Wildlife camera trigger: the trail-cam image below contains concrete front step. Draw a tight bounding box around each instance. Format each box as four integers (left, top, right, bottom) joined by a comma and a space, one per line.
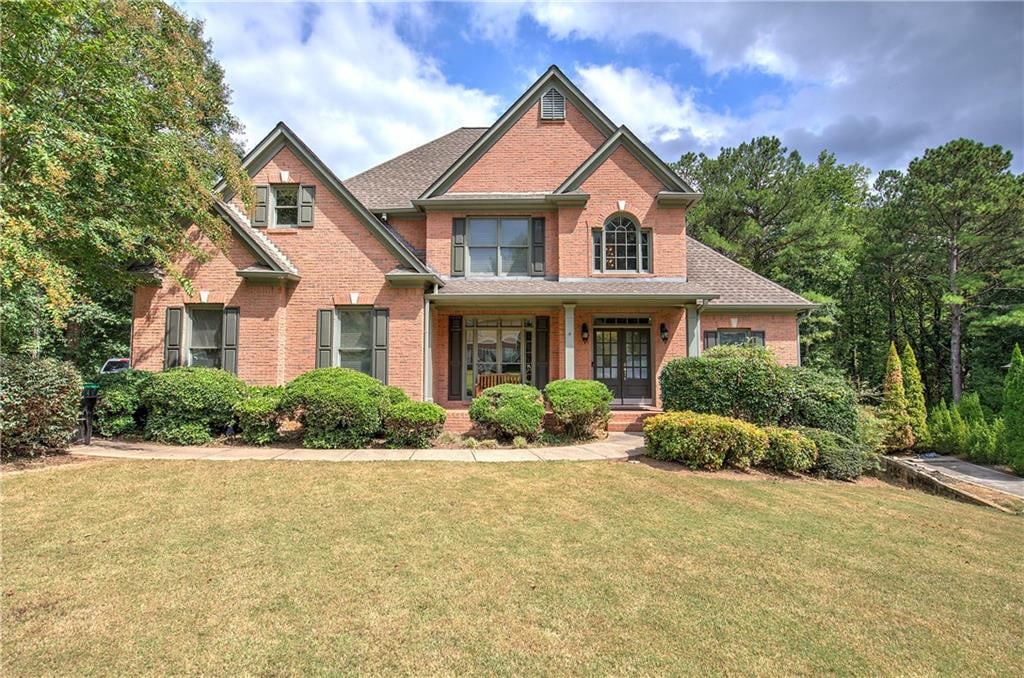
443, 408, 659, 434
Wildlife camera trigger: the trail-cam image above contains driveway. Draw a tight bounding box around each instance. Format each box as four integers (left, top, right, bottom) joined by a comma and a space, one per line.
906, 455, 1024, 499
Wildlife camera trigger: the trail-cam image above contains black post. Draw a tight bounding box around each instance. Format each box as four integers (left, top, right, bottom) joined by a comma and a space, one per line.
80, 383, 99, 445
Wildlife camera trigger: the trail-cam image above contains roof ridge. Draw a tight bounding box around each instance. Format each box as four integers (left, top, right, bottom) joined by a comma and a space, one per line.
686, 236, 812, 304
222, 201, 298, 274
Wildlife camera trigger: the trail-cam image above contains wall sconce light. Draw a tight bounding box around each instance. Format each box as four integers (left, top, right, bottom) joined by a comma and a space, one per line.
581, 322, 590, 343
659, 323, 669, 343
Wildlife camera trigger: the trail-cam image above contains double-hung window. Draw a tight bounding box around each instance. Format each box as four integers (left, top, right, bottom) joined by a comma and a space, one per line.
703, 329, 766, 349
271, 185, 299, 227
592, 215, 652, 273
468, 217, 530, 276
169, 305, 239, 374
314, 307, 389, 381
336, 308, 373, 374
188, 307, 223, 367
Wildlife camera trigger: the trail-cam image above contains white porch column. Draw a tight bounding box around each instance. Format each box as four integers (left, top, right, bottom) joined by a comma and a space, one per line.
563, 303, 576, 379
685, 304, 701, 357
423, 298, 433, 401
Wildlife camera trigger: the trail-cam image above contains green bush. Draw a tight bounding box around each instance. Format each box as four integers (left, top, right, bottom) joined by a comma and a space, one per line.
856, 406, 886, 455
786, 367, 858, 438
643, 411, 769, 470
383, 401, 446, 448
1002, 345, 1024, 474
660, 349, 792, 425
879, 343, 915, 453
469, 383, 545, 440
0, 355, 83, 457
140, 367, 246, 445
94, 369, 152, 436
761, 426, 817, 473
282, 368, 387, 448
544, 379, 613, 439
233, 386, 285, 445
800, 427, 867, 481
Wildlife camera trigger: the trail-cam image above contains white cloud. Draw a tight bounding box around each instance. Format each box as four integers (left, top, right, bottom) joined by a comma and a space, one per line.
185, 2, 502, 177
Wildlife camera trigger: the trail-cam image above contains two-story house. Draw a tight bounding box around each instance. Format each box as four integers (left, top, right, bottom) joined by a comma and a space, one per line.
131, 66, 812, 428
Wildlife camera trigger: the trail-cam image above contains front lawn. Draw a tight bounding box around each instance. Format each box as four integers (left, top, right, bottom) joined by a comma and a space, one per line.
2, 461, 1021, 675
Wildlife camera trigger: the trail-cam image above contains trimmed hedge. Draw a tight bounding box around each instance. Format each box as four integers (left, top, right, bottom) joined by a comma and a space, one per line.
95, 369, 152, 436
141, 367, 246, 445
469, 383, 545, 440
282, 368, 389, 448
0, 356, 83, 457
800, 427, 867, 481
544, 379, 613, 439
383, 401, 446, 448
659, 348, 793, 425
762, 426, 818, 473
234, 386, 285, 445
643, 411, 769, 470
786, 368, 858, 438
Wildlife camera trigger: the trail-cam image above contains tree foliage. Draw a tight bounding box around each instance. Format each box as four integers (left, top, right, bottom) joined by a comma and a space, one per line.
880, 342, 915, 452
1003, 344, 1024, 471
901, 342, 929, 446
1, 0, 251, 331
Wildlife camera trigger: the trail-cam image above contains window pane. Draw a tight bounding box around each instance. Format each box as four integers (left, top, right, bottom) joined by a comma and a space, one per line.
470, 247, 498, 274
274, 186, 298, 206
476, 330, 498, 375
276, 207, 298, 226
592, 230, 602, 271
191, 309, 222, 349
190, 348, 221, 368
501, 330, 521, 365
468, 218, 498, 246
338, 309, 373, 375
718, 329, 751, 345
500, 218, 529, 246
641, 231, 650, 272
500, 247, 529, 275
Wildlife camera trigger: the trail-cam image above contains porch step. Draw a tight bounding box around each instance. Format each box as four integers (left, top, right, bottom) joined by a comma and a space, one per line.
607, 410, 660, 433
443, 409, 473, 433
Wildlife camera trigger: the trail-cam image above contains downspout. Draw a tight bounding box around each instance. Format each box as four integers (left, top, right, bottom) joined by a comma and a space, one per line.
423, 283, 437, 402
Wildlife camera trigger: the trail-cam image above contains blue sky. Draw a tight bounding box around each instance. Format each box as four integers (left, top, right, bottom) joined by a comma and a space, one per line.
182, 1, 1023, 178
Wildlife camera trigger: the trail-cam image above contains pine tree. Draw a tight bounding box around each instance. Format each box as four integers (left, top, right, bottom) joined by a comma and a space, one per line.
928, 400, 952, 453
948, 405, 968, 454
901, 342, 929, 447
1002, 344, 1024, 473
957, 392, 984, 424
880, 342, 915, 452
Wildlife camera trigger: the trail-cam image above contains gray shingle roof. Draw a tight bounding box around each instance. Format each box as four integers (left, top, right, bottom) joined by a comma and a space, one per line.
686, 237, 814, 307
433, 276, 715, 300
344, 128, 486, 211
217, 201, 299, 275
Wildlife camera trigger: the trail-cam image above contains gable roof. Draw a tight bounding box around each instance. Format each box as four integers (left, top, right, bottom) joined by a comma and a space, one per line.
555, 126, 701, 201
345, 128, 486, 211
419, 65, 618, 200
216, 122, 435, 276
213, 201, 299, 280
685, 237, 814, 308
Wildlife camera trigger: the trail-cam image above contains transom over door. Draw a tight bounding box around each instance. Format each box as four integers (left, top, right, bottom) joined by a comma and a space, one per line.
593, 328, 652, 405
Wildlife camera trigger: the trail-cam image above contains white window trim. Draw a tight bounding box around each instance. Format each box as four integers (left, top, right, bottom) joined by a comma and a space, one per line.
332, 306, 374, 373
592, 217, 652, 273
269, 184, 299, 229
184, 304, 224, 368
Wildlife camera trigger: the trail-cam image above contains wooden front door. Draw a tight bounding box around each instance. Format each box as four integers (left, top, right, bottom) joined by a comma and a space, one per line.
593, 328, 652, 405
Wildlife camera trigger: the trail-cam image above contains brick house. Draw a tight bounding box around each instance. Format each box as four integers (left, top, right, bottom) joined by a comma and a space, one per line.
132, 66, 813, 423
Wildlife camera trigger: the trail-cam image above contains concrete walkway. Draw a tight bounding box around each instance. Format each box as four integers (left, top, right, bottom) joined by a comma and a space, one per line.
905, 455, 1024, 499
71, 432, 646, 463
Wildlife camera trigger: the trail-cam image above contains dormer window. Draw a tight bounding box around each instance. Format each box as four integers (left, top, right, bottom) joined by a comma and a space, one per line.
540, 87, 565, 120
272, 185, 299, 227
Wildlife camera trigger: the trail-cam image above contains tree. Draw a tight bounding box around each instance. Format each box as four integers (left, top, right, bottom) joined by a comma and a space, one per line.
1, 0, 251, 331
1003, 344, 1024, 471
880, 342, 915, 452
901, 342, 929, 446
928, 400, 953, 453
903, 140, 1024, 401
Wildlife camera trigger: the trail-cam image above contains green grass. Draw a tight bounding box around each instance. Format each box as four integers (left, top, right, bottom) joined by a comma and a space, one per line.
3, 460, 1022, 676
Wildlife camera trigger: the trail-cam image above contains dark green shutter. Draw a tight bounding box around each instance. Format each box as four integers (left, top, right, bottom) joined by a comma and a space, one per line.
222, 307, 239, 375
316, 309, 333, 368
451, 218, 466, 277
299, 185, 315, 227
703, 330, 718, 350
371, 308, 389, 383
535, 316, 550, 388
644, 229, 653, 273
752, 331, 766, 347
164, 307, 183, 369
531, 217, 545, 276
448, 316, 463, 399
253, 185, 269, 227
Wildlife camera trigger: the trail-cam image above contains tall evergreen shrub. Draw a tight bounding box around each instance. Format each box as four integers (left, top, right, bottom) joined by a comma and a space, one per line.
901, 342, 929, 447
1002, 344, 1024, 474
880, 342, 915, 452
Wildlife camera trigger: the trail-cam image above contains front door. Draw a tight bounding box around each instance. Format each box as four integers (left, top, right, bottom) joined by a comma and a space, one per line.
593, 328, 652, 405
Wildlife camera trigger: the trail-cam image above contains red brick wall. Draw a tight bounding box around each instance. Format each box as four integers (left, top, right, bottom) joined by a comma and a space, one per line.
425, 209, 559, 277
700, 312, 800, 366
385, 214, 426, 254
132, 145, 427, 397
451, 99, 605, 193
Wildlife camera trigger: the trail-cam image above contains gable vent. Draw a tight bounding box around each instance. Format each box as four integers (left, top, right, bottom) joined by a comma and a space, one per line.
540, 87, 565, 120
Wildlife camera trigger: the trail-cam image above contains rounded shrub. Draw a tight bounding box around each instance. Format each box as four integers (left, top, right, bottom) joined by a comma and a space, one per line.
140, 367, 246, 445
786, 367, 858, 438
469, 383, 545, 440
233, 386, 285, 446
799, 427, 867, 481
643, 411, 769, 470
659, 348, 793, 425
282, 368, 387, 448
0, 355, 83, 457
543, 379, 613, 439
761, 426, 818, 473
383, 401, 446, 448
95, 369, 153, 436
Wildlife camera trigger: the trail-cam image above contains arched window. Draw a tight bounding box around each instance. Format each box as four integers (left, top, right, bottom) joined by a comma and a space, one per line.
592, 215, 652, 273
